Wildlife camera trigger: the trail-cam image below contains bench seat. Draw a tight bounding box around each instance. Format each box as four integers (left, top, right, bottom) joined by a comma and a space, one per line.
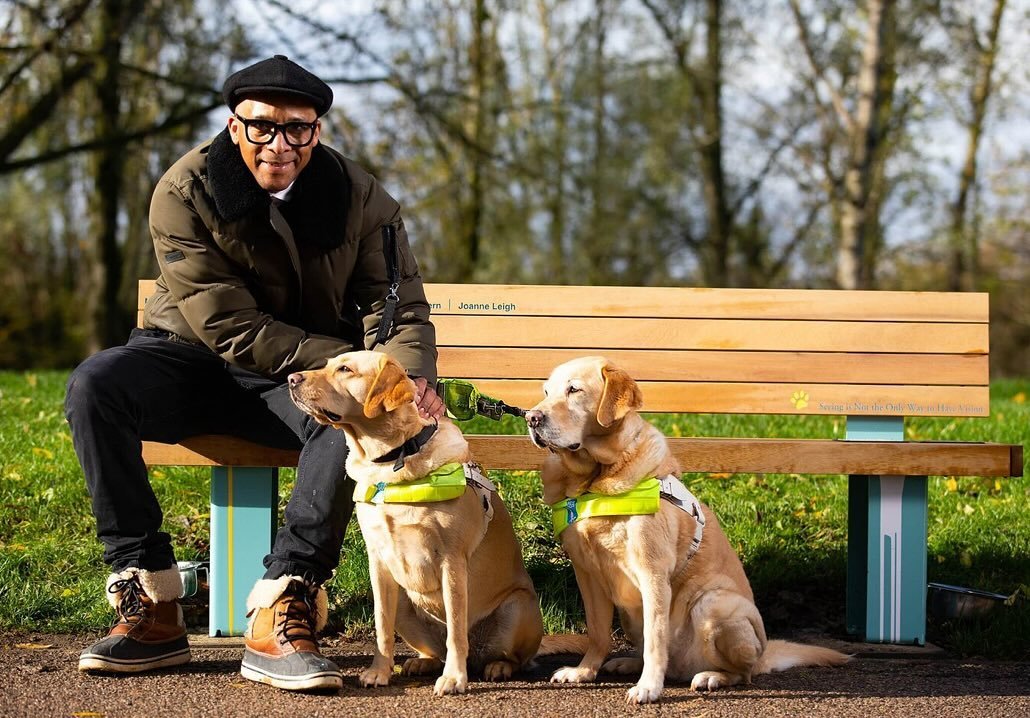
138, 280, 1022, 641
144, 434, 1020, 478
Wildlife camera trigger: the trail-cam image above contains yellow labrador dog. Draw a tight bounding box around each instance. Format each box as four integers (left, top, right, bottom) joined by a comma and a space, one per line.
526, 356, 849, 703
288, 350, 543, 696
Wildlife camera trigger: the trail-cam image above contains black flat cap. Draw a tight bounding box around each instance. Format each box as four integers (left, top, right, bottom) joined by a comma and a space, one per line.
222, 55, 333, 116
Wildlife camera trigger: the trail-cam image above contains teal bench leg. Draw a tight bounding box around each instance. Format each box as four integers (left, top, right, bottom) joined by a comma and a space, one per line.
845, 417, 927, 644
209, 467, 278, 637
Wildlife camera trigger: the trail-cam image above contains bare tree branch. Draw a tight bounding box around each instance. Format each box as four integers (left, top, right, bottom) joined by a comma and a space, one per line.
788, 0, 854, 133
0, 99, 221, 174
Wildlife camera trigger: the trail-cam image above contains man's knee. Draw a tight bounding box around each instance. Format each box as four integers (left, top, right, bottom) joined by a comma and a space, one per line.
65, 349, 130, 422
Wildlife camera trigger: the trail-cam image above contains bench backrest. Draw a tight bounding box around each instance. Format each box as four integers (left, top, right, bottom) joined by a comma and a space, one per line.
138, 280, 990, 419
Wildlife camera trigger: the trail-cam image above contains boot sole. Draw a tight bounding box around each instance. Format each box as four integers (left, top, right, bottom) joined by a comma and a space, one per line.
78, 647, 192, 673
240, 662, 342, 691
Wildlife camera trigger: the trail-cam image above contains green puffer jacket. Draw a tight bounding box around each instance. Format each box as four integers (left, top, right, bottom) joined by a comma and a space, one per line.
143, 129, 437, 383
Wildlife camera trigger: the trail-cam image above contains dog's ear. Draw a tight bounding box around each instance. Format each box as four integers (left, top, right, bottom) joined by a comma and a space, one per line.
596, 363, 643, 427
363, 356, 415, 418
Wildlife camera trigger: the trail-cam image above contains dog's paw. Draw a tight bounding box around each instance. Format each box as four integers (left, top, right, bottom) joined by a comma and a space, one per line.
402, 656, 443, 676
626, 681, 663, 704
601, 657, 643, 675
690, 670, 740, 691
358, 665, 392, 688
433, 671, 468, 696
483, 659, 515, 682
550, 666, 597, 684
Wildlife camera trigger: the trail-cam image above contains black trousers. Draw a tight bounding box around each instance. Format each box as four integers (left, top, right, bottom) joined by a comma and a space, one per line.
64, 329, 352, 585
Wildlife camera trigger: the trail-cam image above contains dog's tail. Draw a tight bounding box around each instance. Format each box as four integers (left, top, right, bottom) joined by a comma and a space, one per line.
754, 639, 851, 675
535, 633, 590, 657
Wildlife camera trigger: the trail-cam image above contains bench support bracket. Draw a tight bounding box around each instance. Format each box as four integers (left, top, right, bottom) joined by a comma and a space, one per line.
846, 417, 927, 645
209, 467, 279, 637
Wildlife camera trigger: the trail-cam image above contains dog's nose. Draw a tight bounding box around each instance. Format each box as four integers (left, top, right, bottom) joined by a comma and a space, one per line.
287, 373, 305, 387
526, 410, 544, 428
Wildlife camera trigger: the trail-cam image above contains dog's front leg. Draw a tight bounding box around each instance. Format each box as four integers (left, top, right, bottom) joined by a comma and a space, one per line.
435, 556, 470, 696
626, 574, 672, 703
551, 565, 613, 684
359, 556, 400, 688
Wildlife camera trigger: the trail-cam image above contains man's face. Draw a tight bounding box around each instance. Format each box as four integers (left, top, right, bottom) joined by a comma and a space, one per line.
228, 97, 320, 192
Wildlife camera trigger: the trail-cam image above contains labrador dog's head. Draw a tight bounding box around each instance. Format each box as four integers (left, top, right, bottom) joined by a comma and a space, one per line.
288, 350, 415, 426
526, 356, 643, 452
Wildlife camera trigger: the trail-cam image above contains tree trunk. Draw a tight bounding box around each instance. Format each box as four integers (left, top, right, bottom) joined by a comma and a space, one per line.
949, 0, 1006, 291
838, 0, 892, 290
697, 0, 730, 286
88, 0, 143, 352
537, 0, 567, 282
586, 0, 609, 284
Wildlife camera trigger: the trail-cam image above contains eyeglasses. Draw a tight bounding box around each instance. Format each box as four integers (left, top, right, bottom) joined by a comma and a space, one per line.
234, 114, 318, 147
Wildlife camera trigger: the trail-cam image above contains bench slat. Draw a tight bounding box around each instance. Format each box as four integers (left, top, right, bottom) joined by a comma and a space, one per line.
424, 284, 989, 322
138, 280, 990, 322
438, 348, 988, 386
433, 316, 988, 354
141, 437, 1021, 477
453, 380, 989, 417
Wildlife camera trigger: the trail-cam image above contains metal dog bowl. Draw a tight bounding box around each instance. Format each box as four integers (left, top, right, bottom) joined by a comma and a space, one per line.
927, 582, 1010, 619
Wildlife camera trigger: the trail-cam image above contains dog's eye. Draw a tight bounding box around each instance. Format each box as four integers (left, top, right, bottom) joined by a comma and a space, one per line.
567, 386, 581, 395
336, 365, 352, 374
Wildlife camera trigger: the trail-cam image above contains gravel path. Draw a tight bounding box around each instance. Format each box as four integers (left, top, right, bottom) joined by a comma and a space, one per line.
3, 632, 1028, 718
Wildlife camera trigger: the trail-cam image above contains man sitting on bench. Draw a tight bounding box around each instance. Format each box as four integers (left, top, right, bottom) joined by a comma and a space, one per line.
64, 55, 443, 691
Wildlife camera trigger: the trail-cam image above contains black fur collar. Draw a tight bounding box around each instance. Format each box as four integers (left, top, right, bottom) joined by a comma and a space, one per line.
206, 128, 351, 249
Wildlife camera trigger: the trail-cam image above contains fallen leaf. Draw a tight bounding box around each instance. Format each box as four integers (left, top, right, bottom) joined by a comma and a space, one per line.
15, 643, 53, 650
71, 713, 104, 718
1013, 392, 1026, 404
945, 478, 958, 492
25, 373, 37, 388
32, 447, 54, 459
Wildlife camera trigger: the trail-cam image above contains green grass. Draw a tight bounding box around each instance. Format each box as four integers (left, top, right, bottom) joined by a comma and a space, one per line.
1, 371, 1026, 657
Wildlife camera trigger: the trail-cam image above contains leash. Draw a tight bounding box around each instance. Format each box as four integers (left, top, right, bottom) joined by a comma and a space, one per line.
436, 378, 526, 421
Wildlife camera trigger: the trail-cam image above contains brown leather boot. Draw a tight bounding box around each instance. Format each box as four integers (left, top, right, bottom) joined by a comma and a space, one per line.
78, 567, 191, 672
240, 576, 342, 691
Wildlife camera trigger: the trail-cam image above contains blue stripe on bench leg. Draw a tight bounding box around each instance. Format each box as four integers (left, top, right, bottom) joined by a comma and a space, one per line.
209, 467, 279, 637
845, 416, 927, 645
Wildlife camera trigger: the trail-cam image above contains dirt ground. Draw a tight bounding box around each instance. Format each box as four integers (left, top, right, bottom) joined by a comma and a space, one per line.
2, 631, 1028, 718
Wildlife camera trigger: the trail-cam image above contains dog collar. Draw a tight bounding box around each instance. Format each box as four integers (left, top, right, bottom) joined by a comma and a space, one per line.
372, 423, 438, 471
354, 462, 467, 504
551, 475, 706, 557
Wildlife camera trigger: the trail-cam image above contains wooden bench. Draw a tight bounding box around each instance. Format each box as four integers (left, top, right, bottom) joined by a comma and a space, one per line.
138, 280, 1022, 641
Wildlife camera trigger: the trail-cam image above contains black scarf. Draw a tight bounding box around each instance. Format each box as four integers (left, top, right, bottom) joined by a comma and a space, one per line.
206, 128, 352, 250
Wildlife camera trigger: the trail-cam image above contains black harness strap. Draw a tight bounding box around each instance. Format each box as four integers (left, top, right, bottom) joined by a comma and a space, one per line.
374, 223, 401, 347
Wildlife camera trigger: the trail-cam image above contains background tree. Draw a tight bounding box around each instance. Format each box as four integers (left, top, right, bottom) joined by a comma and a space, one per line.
0, 0, 250, 360
0, 0, 1026, 373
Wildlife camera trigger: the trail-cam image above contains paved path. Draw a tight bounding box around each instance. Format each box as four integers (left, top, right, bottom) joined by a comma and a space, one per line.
3, 633, 1028, 718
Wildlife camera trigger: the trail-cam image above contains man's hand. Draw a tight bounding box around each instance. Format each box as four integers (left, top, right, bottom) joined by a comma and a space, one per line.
413, 377, 445, 420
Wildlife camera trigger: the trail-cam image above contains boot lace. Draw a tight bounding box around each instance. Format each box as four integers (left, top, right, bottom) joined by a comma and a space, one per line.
108, 574, 147, 624
278, 581, 317, 643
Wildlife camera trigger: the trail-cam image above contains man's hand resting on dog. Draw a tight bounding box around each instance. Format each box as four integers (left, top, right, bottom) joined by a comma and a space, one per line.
413, 377, 445, 419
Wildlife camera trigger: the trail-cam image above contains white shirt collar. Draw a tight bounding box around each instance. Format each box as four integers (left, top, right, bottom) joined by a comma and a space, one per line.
269, 182, 295, 203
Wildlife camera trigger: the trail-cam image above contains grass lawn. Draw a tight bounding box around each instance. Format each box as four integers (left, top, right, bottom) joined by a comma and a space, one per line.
0, 371, 1026, 658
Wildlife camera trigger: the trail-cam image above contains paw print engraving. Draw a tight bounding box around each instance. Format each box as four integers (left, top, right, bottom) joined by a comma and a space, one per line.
791, 390, 809, 410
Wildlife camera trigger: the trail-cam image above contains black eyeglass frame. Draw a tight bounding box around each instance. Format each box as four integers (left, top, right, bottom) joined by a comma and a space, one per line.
233, 114, 319, 148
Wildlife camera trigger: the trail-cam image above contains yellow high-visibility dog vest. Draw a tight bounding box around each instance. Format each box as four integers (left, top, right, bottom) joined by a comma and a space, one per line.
551, 475, 707, 558
353, 462, 467, 504
551, 477, 661, 536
